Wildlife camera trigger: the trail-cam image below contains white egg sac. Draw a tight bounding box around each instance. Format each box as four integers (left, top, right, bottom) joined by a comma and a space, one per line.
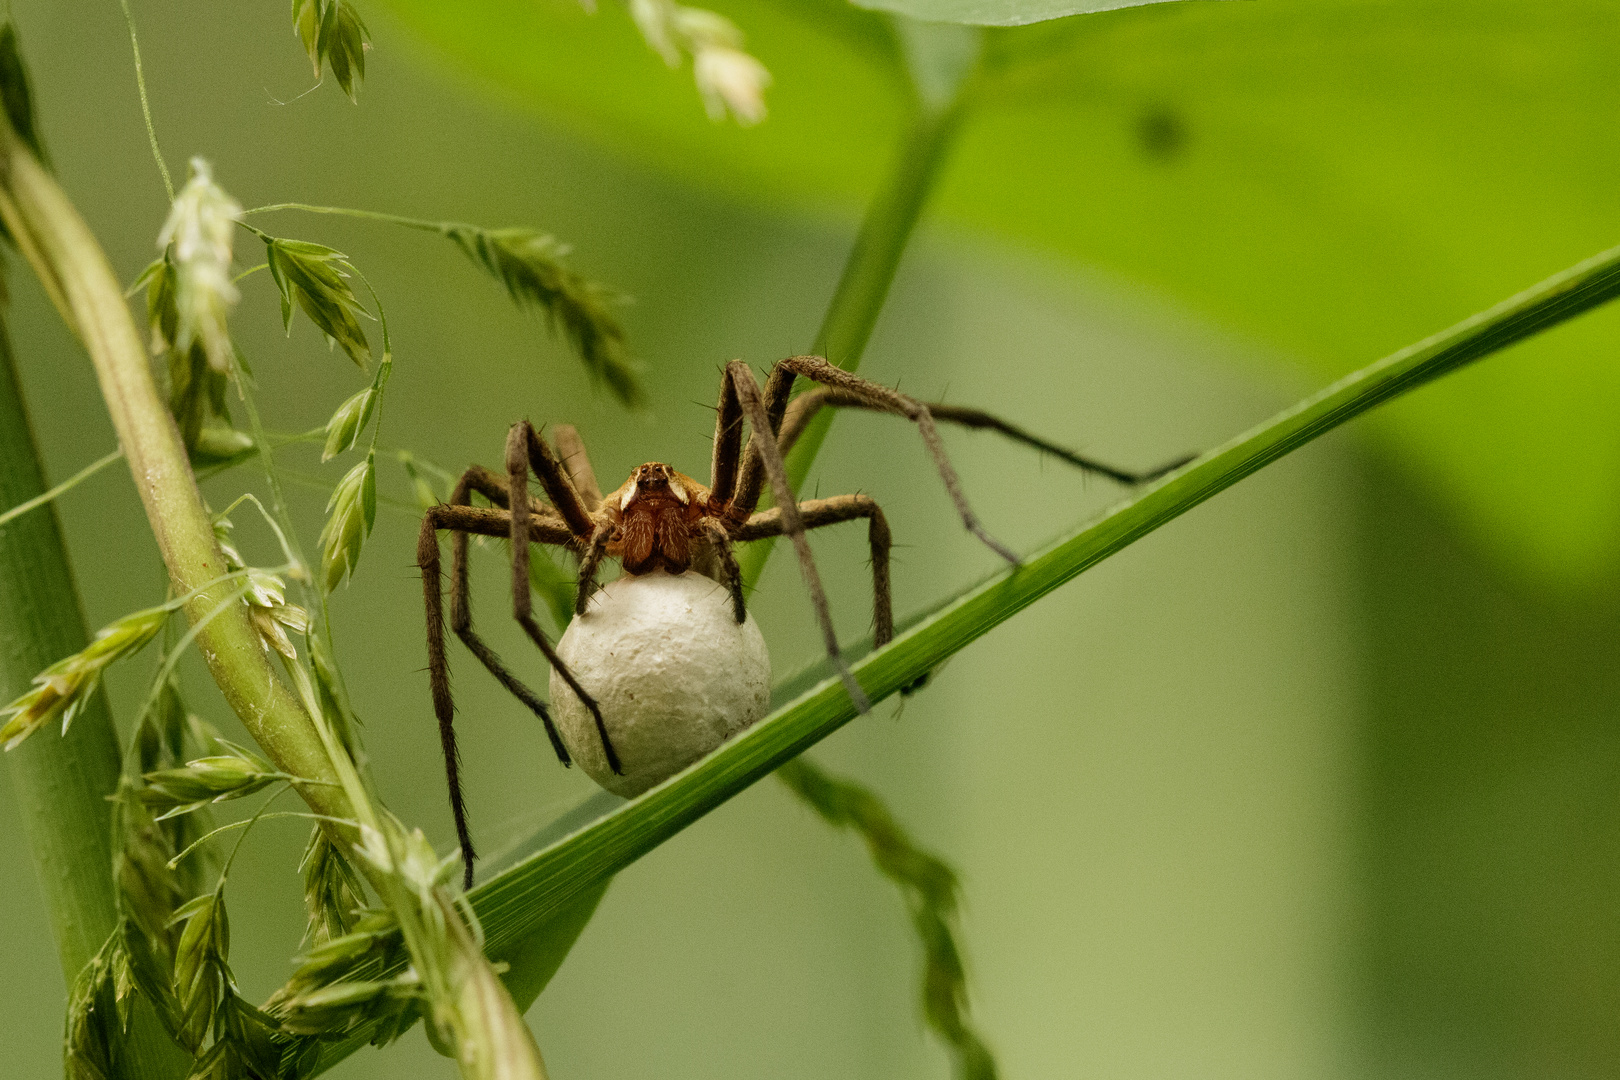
549, 569, 771, 797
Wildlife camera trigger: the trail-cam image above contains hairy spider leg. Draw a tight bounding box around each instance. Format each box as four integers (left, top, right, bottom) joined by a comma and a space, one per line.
720, 360, 871, 713
419, 469, 579, 888
720, 355, 1019, 564
552, 423, 604, 511
777, 388, 1194, 486
726, 360, 797, 519
698, 516, 747, 624
506, 422, 623, 778
709, 368, 749, 509
766, 356, 1021, 563
574, 521, 613, 618
736, 494, 893, 646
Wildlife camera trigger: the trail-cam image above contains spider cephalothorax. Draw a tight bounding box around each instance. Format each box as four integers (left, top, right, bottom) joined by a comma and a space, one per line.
419, 354, 1185, 886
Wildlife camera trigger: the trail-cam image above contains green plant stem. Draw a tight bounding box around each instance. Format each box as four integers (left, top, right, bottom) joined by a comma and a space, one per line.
0, 133, 346, 812
0, 313, 184, 1077
814, 103, 964, 373
0, 311, 120, 975
738, 91, 968, 586
450, 237, 1620, 971
795, 99, 966, 473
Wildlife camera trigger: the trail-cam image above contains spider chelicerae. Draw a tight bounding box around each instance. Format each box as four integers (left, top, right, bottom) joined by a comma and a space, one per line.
418, 354, 1182, 886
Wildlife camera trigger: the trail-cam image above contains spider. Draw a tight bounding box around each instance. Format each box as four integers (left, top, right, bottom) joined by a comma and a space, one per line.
418, 355, 1183, 886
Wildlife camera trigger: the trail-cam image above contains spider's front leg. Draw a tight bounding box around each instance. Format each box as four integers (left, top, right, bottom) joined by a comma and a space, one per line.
505, 421, 623, 775
736, 494, 892, 646
419, 467, 578, 888
777, 356, 1021, 564
776, 388, 1193, 487
716, 361, 871, 712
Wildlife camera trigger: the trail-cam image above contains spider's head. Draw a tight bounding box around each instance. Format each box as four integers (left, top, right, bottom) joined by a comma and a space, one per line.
619, 462, 689, 510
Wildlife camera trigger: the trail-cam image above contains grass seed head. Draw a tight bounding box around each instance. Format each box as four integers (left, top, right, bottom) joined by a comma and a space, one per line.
443, 224, 642, 407
292, 0, 370, 101
322, 386, 376, 461
0, 606, 169, 750
266, 238, 372, 368
622, 0, 769, 125
170, 887, 230, 1052
319, 453, 377, 592
301, 825, 365, 943
694, 45, 771, 124
64, 936, 122, 1080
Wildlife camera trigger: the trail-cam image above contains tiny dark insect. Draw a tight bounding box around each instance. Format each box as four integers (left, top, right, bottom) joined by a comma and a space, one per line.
419, 355, 1185, 887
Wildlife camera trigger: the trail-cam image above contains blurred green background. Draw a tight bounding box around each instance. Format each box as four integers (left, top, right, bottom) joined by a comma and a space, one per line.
1, 1, 1617, 1078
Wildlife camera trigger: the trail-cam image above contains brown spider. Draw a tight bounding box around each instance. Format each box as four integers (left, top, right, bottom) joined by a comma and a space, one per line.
419, 355, 1183, 887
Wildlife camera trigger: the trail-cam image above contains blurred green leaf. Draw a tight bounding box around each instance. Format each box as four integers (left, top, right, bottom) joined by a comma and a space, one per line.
854, 0, 1224, 28
378, 0, 1620, 587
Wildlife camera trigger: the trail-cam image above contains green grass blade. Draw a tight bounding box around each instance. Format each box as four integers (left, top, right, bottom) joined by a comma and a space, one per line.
459, 240, 1620, 959
0, 314, 188, 1076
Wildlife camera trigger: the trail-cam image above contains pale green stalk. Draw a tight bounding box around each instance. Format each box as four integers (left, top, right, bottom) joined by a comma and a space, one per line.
116, 0, 173, 200
0, 446, 121, 527
242, 202, 472, 233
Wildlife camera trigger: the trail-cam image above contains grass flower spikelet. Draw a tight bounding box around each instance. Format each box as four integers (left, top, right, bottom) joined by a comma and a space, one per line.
292, 0, 370, 101
442, 224, 640, 406
0, 606, 169, 750
266, 237, 372, 368
694, 45, 770, 125
623, 0, 770, 124
322, 386, 376, 461
319, 453, 376, 592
